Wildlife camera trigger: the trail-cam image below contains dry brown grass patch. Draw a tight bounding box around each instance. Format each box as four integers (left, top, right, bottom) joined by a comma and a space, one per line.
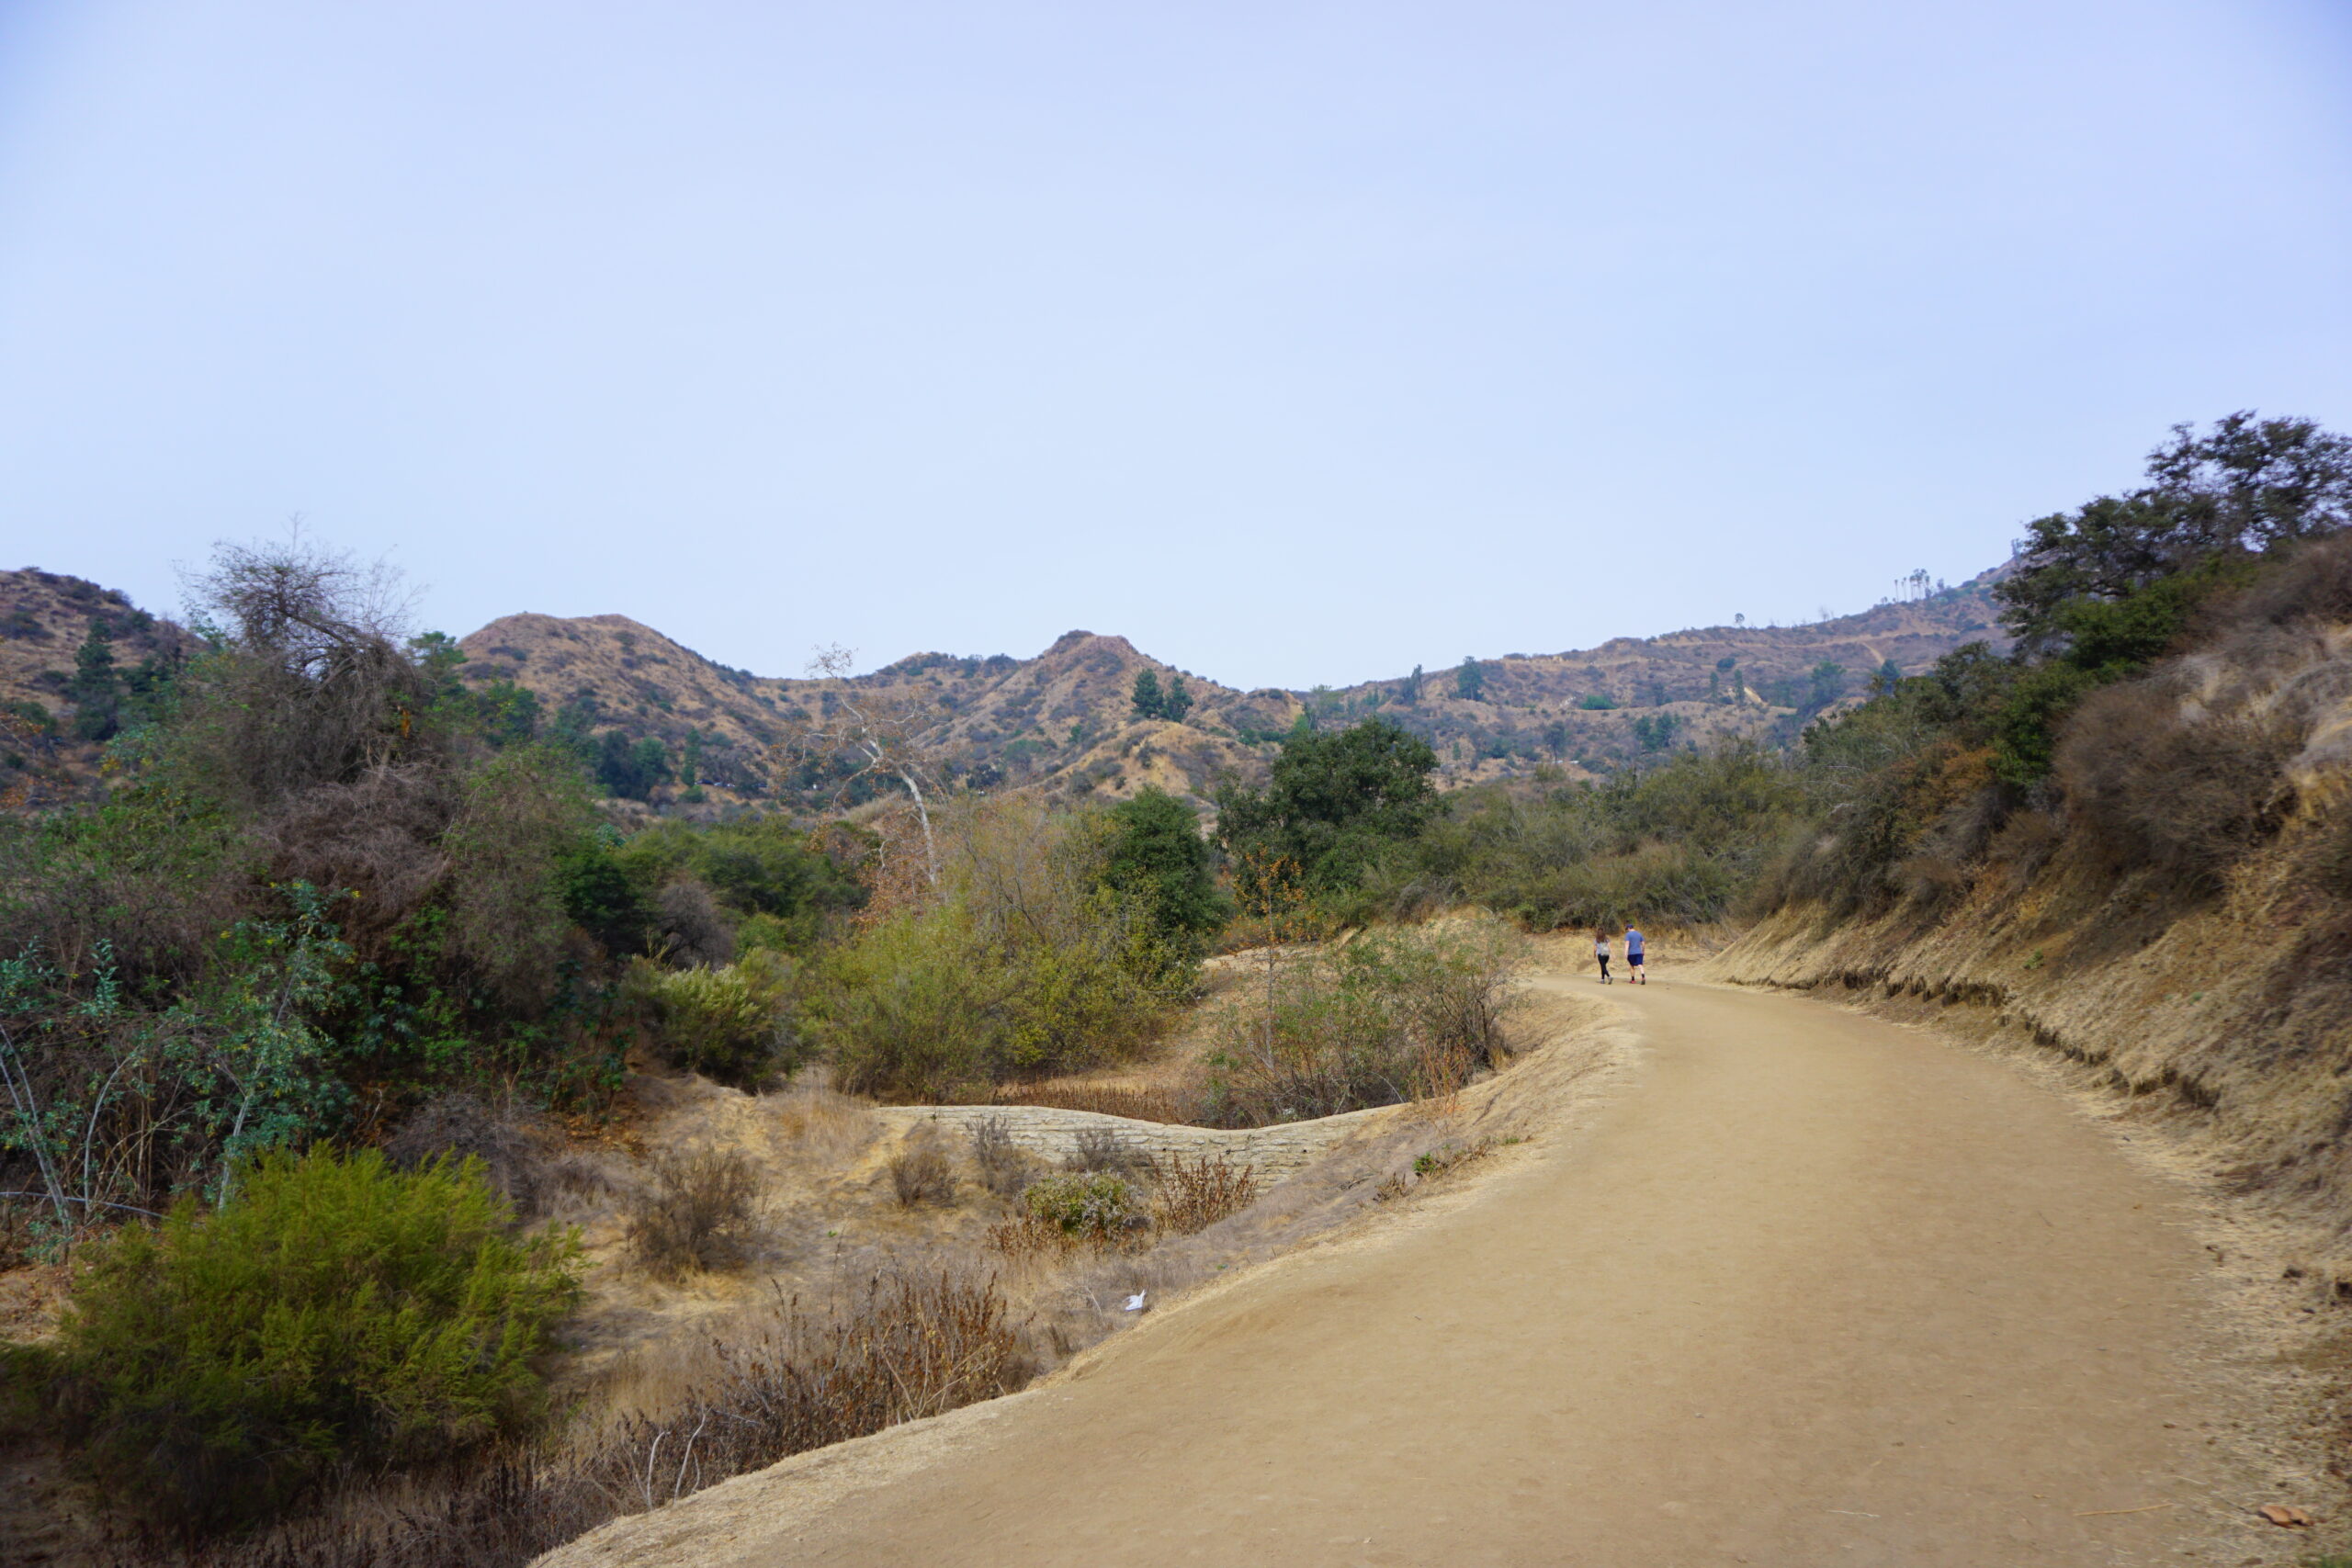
1156, 1154, 1258, 1235
993, 1081, 1194, 1123
625, 1146, 762, 1278
888, 1135, 956, 1207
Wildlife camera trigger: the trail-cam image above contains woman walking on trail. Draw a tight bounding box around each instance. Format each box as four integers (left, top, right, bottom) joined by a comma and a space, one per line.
1594, 929, 1612, 984
1624, 925, 1646, 984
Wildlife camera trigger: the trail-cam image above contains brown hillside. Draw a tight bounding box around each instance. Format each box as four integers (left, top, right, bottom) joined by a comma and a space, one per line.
0, 569, 197, 802
456, 572, 2008, 805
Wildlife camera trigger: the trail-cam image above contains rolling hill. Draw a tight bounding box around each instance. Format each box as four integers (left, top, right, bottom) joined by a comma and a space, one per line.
0, 561, 2010, 810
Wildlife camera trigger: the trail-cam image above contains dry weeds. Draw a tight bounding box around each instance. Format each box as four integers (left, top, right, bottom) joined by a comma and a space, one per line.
887, 1138, 955, 1208
625, 1147, 762, 1279
967, 1115, 1028, 1199
992, 1082, 1193, 1123
1156, 1154, 1258, 1235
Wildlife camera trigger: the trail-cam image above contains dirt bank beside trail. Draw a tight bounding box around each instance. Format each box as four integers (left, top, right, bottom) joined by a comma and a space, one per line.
540, 960, 2338, 1568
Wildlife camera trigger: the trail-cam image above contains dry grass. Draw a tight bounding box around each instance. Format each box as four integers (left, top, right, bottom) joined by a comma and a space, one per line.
1062, 1125, 1155, 1179
992, 1082, 1194, 1123
967, 1115, 1029, 1199
575, 1270, 1029, 1510
96, 1270, 1029, 1568
767, 1084, 877, 1166
624, 1147, 763, 1279
888, 1136, 956, 1208
984, 1213, 1083, 1262
1155, 1154, 1258, 1235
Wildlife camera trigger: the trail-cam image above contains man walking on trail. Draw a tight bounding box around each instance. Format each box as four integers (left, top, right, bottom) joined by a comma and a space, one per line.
1624, 925, 1646, 984
1594, 929, 1612, 984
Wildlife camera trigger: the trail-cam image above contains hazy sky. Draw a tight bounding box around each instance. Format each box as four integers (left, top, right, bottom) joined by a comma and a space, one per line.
4, 1, 2348, 688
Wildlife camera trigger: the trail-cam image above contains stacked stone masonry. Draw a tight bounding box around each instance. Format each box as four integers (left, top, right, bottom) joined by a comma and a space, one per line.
871, 1102, 1392, 1180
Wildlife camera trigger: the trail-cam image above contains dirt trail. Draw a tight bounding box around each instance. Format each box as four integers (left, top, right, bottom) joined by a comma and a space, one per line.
549, 973, 2321, 1567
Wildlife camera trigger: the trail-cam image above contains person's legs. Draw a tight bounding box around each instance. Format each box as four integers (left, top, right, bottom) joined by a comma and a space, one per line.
1632, 954, 1645, 985
1599, 954, 1611, 983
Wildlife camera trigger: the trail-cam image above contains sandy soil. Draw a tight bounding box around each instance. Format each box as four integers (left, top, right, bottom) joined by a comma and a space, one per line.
540, 961, 2346, 1567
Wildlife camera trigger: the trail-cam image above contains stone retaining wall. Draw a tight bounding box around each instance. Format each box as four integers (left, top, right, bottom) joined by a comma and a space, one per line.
871, 1102, 1393, 1180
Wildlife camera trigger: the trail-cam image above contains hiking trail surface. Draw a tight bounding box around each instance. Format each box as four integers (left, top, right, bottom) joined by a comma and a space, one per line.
542, 965, 2339, 1567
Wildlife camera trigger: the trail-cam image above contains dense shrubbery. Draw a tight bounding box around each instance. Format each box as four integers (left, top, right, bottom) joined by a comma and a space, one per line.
1200, 915, 1526, 1127
1763, 414, 2352, 914
1358, 743, 1801, 930
626, 950, 800, 1088
803, 797, 1185, 1100
38, 1147, 579, 1532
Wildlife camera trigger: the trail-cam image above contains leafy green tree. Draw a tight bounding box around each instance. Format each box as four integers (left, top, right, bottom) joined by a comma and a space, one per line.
1100, 787, 1227, 955
1807, 661, 1848, 709
1160, 672, 1194, 722
680, 728, 707, 802
68, 622, 121, 741
1577, 693, 1616, 711
1214, 718, 1440, 897
469, 679, 541, 748
1454, 658, 1485, 702
1632, 712, 1682, 752
1130, 669, 1165, 719
1403, 664, 1424, 703
594, 730, 670, 799
1998, 412, 2352, 652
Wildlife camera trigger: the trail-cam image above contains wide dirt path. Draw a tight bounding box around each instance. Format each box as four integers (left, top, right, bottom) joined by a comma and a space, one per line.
642, 976, 2273, 1565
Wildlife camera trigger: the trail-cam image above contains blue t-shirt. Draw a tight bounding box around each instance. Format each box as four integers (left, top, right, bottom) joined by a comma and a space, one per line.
1624, 928, 1645, 955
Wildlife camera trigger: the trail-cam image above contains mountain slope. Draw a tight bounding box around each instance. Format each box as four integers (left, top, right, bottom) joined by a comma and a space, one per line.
456, 573, 2009, 805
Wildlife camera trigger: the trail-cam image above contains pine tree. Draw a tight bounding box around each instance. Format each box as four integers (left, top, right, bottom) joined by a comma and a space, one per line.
1160, 673, 1193, 722
1130, 669, 1165, 720
69, 621, 122, 741
1454, 658, 1485, 702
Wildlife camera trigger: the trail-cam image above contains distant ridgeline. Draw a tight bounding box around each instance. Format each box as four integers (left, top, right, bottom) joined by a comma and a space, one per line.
0, 563, 2006, 807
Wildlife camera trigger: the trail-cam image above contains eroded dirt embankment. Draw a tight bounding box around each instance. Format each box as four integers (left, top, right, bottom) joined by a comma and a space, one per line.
1701, 846, 2352, 1277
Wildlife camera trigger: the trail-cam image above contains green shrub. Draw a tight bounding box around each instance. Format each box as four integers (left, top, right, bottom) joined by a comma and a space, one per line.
49, 1146, 580, 1532
805, 799, 1178, 1099
1363, 744, 1798, 928
1200, 915, 1527, 1126
632, 952, 797, 1088
1022, 1170, 1138, 1237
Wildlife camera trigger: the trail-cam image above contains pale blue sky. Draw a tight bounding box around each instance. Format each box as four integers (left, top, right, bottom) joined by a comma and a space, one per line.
3, 0, 2348, 687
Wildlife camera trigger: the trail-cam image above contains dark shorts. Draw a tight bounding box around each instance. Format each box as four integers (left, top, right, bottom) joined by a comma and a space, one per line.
1628, 950, 1645, 964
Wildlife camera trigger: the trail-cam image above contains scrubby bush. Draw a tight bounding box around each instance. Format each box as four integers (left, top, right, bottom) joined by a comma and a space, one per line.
629, 951, 797, 1088
967, 1115, 1029, 1198
1063, 1124, 1153, 1179
1200, 916, 1527, 1127
612, 816, 865, 953
382, 1091, 551, 1220
2055, 681, 2299, 881
1022, 1170, 1139, 1238
888, 1135, 956, 1206
625, 1146, 762, 1278
578, 1270, 1028, 1506
804, 798, 1181, 1100
45, 1146, 580, 1533
1157, 1153, 1257, 1235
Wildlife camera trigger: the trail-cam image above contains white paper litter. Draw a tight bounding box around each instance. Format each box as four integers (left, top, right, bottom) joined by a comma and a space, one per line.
1123, 1292, 1148, 1312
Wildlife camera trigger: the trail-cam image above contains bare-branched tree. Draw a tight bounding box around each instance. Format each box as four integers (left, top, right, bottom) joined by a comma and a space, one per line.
176, 530, 435, 807
776, 646, 948, 887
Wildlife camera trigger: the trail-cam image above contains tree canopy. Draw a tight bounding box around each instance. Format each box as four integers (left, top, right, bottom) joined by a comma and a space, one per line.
1213, 718, 1439, 896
